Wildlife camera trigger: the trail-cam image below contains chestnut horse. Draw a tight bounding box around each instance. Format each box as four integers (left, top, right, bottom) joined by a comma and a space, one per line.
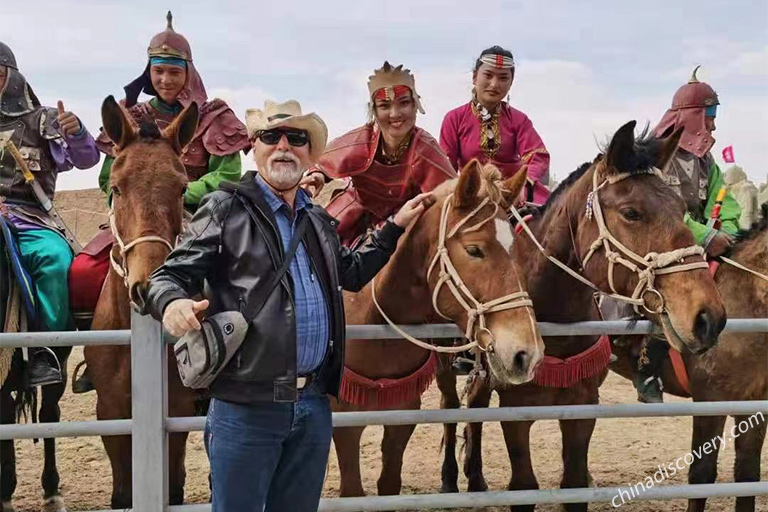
332, 160, 545, 497
438, 121, 727, 511
83, 96, 198, 508
611, 203, 768, 512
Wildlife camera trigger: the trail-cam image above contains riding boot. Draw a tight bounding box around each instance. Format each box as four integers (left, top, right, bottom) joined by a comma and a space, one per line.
26, 347, 63, 387
633, 335, 668, 403
72, 365, 95, 394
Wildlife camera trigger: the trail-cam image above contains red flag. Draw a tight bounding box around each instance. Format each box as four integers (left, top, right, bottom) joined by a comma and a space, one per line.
722, 145, 735, 163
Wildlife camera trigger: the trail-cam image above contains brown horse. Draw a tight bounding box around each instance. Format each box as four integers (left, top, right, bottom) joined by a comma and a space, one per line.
332, 160, 545, 497
611, 204, 768, 512
438, 121, 728, 511
83, 95, 198, 508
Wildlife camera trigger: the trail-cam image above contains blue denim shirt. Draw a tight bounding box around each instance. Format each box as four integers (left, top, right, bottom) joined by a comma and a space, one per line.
254, 175, 329, 374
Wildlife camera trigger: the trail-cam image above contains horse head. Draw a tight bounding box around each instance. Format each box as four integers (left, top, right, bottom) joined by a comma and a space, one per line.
100, 95, 197, 308
559, 120, 726, 353
413, 160, 544, 385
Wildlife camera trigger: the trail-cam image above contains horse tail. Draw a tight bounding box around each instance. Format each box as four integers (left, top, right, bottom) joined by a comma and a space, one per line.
14, 384, 38, 425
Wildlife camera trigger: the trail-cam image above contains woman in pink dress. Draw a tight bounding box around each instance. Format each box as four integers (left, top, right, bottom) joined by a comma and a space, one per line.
440, 45, 550, 204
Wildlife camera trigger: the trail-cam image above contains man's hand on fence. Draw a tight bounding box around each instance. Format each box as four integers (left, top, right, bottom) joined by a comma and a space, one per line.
162, 299, 210, 337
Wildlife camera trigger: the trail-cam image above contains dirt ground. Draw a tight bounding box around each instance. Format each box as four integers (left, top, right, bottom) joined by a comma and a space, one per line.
8, 348, 767, 512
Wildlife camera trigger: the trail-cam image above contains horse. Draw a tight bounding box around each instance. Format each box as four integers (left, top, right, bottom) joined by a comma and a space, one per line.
1, 188, 73, 512
83, 95, 198, 508
331, 159, 546, 497
610, 203, 768, 512
437, 121, 728, 511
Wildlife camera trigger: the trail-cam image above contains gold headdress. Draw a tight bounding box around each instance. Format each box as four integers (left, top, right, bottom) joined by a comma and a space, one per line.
367, 61, 425, 114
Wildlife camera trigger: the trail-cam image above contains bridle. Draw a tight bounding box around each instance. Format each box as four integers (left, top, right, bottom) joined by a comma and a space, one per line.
372, 193, 535, 354
108, 208, 175, 288
509, 164, 709, 315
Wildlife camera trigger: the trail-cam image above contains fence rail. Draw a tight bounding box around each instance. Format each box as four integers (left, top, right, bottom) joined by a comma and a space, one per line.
1, 312, 766, 511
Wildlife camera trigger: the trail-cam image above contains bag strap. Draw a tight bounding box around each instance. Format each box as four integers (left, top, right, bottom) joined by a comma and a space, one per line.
242, 212, 310, 323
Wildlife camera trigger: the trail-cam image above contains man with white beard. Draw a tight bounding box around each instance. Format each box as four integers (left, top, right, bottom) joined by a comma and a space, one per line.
144, 100, 432, 511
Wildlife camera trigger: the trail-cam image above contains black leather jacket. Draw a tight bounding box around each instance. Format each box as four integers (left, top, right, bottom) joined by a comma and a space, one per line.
145, 171, 404, 404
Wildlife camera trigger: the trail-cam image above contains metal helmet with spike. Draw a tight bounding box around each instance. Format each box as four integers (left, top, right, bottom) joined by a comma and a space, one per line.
670, 65, 719, 110
147, 11, 193, 61
367, 61, 425, 114
653, 66, 719, 158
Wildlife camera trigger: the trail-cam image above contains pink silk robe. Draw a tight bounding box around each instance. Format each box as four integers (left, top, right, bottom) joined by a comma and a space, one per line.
440, 102, 551, 204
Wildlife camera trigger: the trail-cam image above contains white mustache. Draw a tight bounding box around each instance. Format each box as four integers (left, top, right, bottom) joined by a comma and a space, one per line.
268, 151, 300, 167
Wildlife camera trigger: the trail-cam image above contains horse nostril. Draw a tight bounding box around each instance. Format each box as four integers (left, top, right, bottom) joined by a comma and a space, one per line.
694, 309, 723, 349
513, 350, 529, 372
129, 281, 148, 311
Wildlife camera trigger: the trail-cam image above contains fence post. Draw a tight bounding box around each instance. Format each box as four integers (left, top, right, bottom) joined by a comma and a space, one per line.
131, 309, 168, 511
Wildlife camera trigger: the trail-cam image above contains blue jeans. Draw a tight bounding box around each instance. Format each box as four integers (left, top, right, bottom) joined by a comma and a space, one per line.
204, 384, 333, 512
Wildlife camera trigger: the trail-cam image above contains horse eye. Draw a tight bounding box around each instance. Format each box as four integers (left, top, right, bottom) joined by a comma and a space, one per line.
111, 185, 121, 197
621, 208, 641, 221
465, 245, 485, 258
182, 185, 188, 196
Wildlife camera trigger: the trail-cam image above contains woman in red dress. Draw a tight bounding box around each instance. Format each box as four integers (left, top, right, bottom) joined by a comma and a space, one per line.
304, 62, 456, 247
440, 45, 550, 204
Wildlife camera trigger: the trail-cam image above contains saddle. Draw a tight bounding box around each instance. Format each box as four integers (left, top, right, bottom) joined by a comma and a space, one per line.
68, 226, 114, 330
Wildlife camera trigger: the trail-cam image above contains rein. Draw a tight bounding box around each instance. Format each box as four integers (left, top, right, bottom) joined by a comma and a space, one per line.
720, 256, 768, 283
509, 165, 709, 315
108, 208, 175, 288
371, 194, 534, 354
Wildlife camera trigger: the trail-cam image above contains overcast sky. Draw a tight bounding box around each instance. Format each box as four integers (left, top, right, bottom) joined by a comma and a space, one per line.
4, 0, 767, 190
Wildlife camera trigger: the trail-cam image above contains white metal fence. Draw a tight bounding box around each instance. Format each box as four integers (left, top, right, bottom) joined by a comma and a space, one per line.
1, 313, 767, 511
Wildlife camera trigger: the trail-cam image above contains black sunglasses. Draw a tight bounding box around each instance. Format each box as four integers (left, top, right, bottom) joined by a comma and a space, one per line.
255, 129, 309, 147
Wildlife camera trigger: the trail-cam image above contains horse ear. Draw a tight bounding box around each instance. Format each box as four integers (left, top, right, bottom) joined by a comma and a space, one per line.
101, 95, 136, 149
163, 101, 199, 154
656, 125, 683, 172
502, 166, 528, 206
604, 120, 637, 175
455, 159, 482, 207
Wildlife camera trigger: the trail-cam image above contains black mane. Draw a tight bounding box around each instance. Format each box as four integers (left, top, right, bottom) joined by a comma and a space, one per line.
538, 125, 663, 216
138, 121, 162, 140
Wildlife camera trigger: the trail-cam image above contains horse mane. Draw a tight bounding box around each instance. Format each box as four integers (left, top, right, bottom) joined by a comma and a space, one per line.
138, 121, 162, 141
430, 162, 507, 207
537, 125, 664, 217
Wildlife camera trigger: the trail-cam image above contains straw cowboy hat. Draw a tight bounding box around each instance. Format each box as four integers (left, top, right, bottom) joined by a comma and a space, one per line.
245, 100, 328, 163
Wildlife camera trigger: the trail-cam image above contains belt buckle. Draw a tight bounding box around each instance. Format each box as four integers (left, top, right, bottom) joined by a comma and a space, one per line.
297, 376, 307, 390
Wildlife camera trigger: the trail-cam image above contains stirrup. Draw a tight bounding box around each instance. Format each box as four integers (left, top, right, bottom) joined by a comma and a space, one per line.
636, 375, 664, 404
26, 347, 63, 387
71, 360, 95, 394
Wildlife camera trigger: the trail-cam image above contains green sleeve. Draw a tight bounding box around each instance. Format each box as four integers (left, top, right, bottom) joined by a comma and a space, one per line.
702, 162, 741, 236
99, 156, 115, 204
684, 212, 710, 245
184, 153, 242, 207
684, 162, 743, 244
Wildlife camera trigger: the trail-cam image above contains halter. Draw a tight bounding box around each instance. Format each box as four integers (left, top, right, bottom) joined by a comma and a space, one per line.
108, 208, 175, 288
372, 194, 535, 354
509, 164, 709, 315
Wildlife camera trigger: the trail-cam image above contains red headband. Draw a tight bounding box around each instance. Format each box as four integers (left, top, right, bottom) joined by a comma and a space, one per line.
374, 85, 412, 102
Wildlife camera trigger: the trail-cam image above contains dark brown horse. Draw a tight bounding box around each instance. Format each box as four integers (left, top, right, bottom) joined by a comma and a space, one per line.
611, 204, 768, 512
438, 121, 728, 511
332, 160, 545, 497
0, 271, 72, 512
83, 96, 198, 508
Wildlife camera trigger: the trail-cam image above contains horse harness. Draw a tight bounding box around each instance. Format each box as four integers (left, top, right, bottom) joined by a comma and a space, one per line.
372, 194, 535, 354
108, 208, 176, 289
509, 165, 710, 316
